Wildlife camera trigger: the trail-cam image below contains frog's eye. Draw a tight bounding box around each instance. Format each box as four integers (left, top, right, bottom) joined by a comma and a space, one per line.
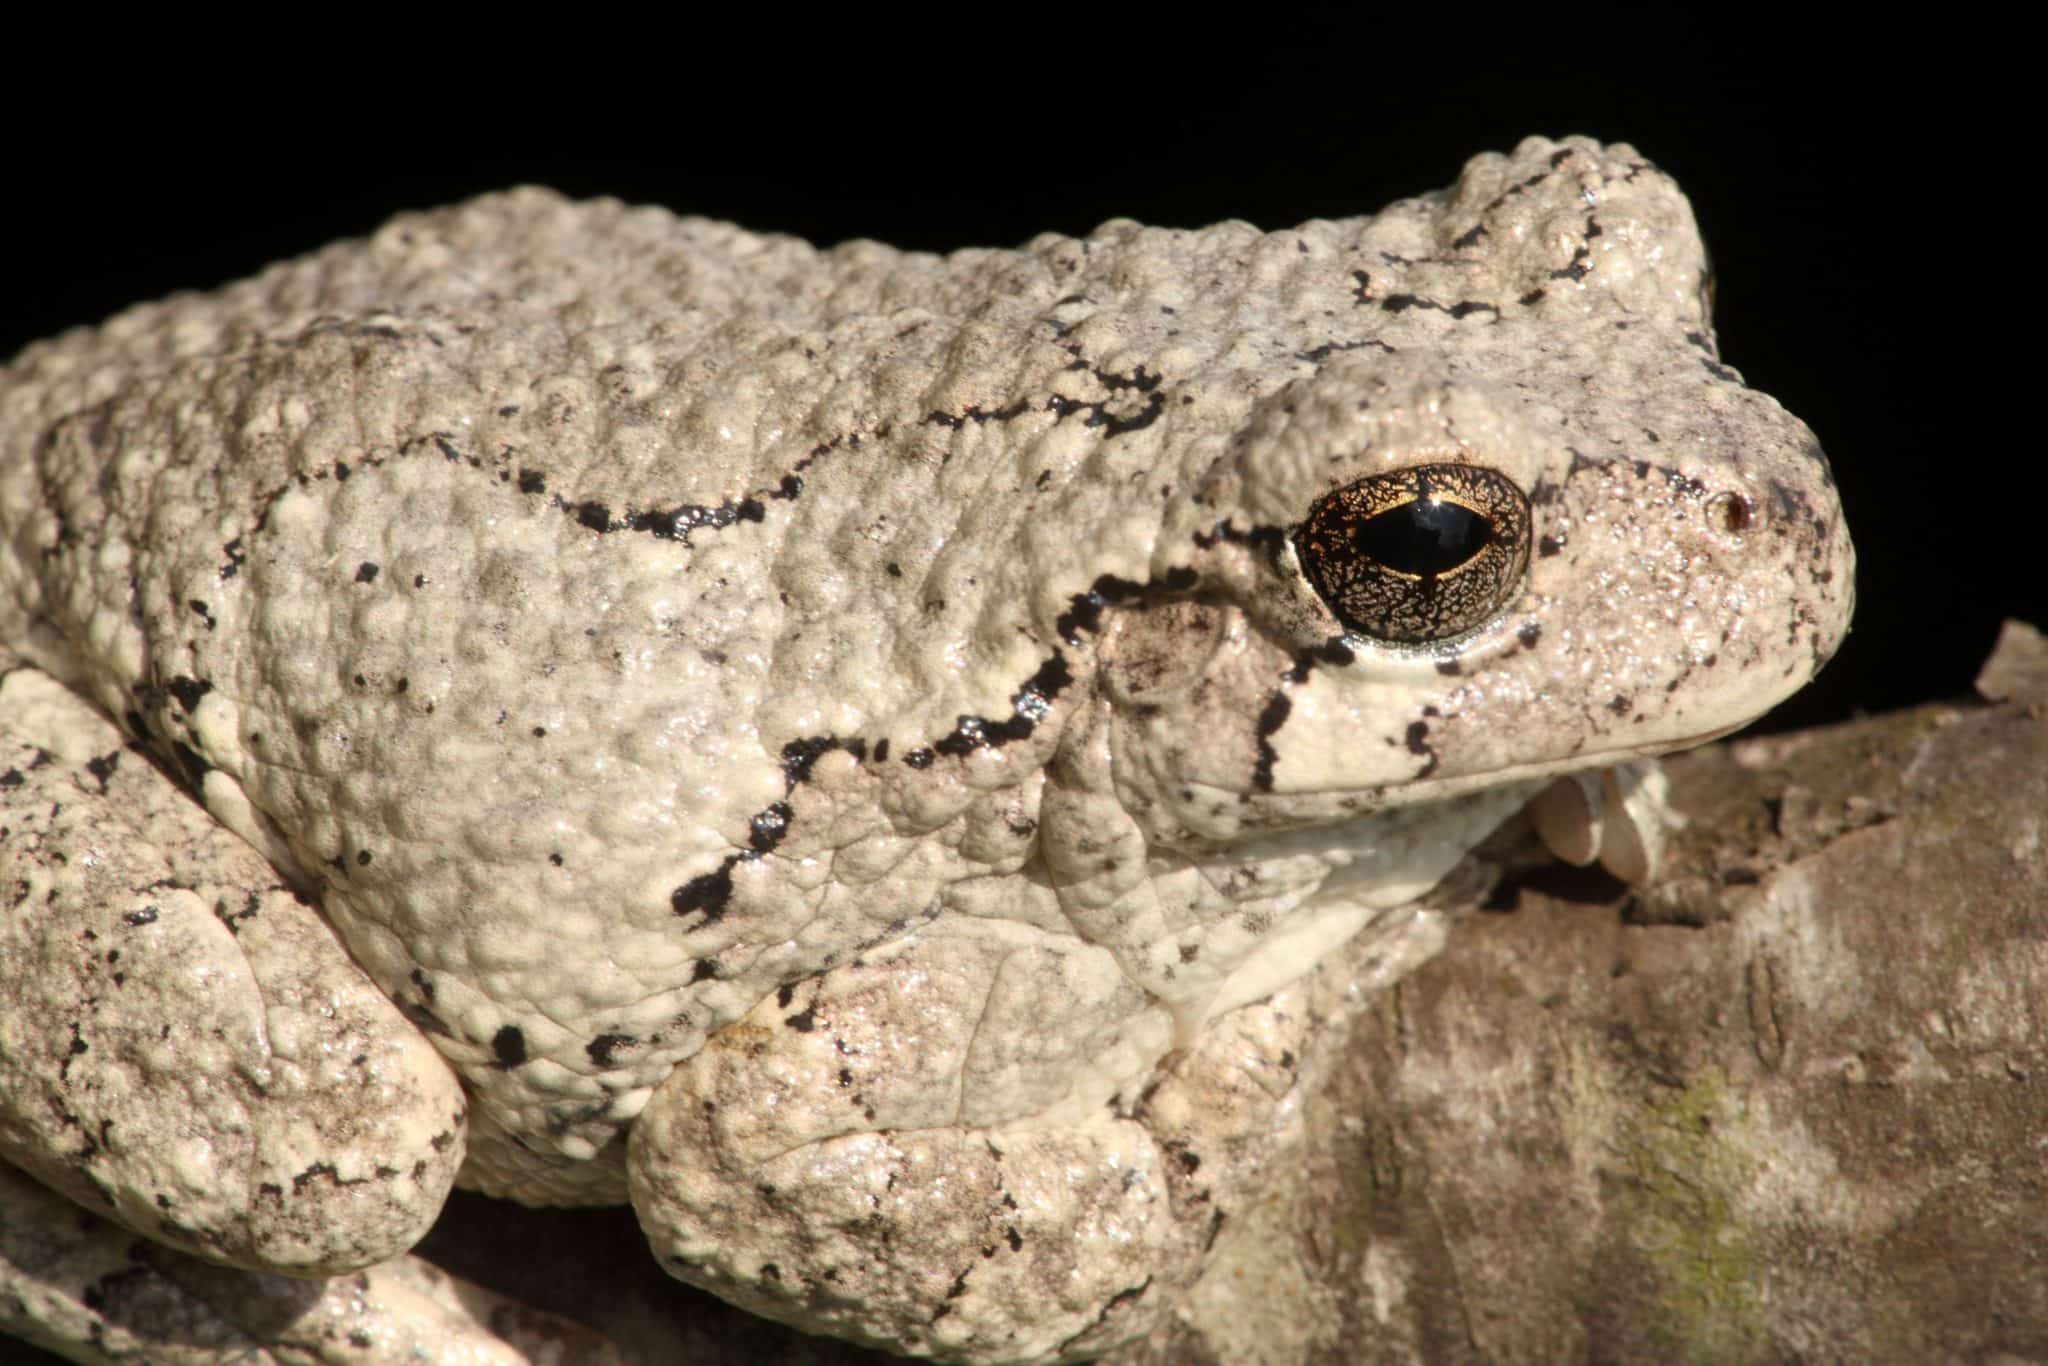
1291, 462, 1532, 645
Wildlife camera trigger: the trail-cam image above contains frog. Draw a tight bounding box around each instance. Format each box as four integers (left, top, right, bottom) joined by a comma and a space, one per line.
0, 134, 1854, 1363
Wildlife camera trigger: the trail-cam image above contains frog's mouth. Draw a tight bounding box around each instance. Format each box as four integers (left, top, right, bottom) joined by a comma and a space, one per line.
1243, 715, 1747, 826
1390, 718, 1750, 806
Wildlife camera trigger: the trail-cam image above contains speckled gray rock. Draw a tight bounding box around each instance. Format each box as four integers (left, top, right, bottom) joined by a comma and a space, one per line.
0, 135, 1851, 1361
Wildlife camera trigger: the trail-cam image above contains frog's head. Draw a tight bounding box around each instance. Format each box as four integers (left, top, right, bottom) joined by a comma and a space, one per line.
1096, 350, 1854, 850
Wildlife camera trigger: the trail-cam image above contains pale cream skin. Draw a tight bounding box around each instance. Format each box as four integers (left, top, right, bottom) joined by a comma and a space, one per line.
0, 137, 1851, 1363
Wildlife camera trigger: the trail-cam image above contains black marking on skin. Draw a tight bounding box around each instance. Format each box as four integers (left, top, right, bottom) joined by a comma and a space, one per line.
750, 804, 791, 853
784, 1003, 819, 1033
672, 860, 738, 924
1293, 638, 1356, 681
490, 1025, 527, 1068
1055, 568, 1199, 645
781, 735, 868, 791
926, 398, 1032, 430
217, 890, 261, 932
690, 959, 719, 983
1251, 692, 1291, 793
667, 778, 802, 929
562, 494, 768, 544
354, 562, 380, 584
586, 1033, 634, 1067
1380, 294, 1502, 322
84, 751, 119, 792
1518, 622, 1543, 649
1296, 336, 1396, 364
1192, 519, 1290, 572
166, 677, 211, 714
1043, 354, 1168, 437
188, 599, 217, 630
932, 653, 1073, 757
1046, 389, 1166, 437
527, 429, 861, 549
1247, 639, 1358, 793
1549, 218, 1600, 283
1405, 721, 1439, 778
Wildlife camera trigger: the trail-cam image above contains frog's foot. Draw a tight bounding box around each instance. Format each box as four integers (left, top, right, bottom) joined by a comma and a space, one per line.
628, 918, 1321, 1363
0, 668, 467, 1277
0, 1161, 625, 1364
1527, 757, 1679, 885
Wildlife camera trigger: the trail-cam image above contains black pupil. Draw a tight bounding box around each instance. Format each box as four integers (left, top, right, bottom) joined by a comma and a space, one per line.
1353, 498, 1490, 577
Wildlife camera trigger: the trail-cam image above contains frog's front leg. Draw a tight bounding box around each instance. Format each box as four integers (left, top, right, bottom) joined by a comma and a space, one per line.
0, 666, 467, 1279
628, 916, 1335, 1363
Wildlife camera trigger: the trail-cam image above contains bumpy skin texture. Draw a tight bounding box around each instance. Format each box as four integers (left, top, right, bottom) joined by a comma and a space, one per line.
0, 137, 1853, 1361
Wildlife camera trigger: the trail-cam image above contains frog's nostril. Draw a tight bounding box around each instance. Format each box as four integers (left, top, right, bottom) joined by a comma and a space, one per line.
1706, 491, 1754, 535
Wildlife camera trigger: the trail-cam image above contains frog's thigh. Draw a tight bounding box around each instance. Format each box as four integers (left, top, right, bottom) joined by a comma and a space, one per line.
0, 668, 466, 1277
629, 920, 1307, 1363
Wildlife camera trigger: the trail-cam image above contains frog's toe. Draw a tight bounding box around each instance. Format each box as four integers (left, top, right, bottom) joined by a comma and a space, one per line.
0, 669, 467, 1276
1528, 757, 1679, 885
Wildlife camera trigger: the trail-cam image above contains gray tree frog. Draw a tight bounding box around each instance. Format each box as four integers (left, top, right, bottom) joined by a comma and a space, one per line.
0, 136, 1853, 1363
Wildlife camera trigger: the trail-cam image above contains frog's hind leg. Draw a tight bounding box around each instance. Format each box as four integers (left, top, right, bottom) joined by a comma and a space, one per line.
0, 665, 467, 1279
628, 917, 1319, 1363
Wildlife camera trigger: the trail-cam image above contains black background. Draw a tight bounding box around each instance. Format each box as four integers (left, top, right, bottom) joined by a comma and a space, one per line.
3, 19, 2027, 736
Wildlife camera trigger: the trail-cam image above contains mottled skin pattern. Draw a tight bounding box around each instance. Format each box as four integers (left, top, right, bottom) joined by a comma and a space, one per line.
0, 137, 1852, 1361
